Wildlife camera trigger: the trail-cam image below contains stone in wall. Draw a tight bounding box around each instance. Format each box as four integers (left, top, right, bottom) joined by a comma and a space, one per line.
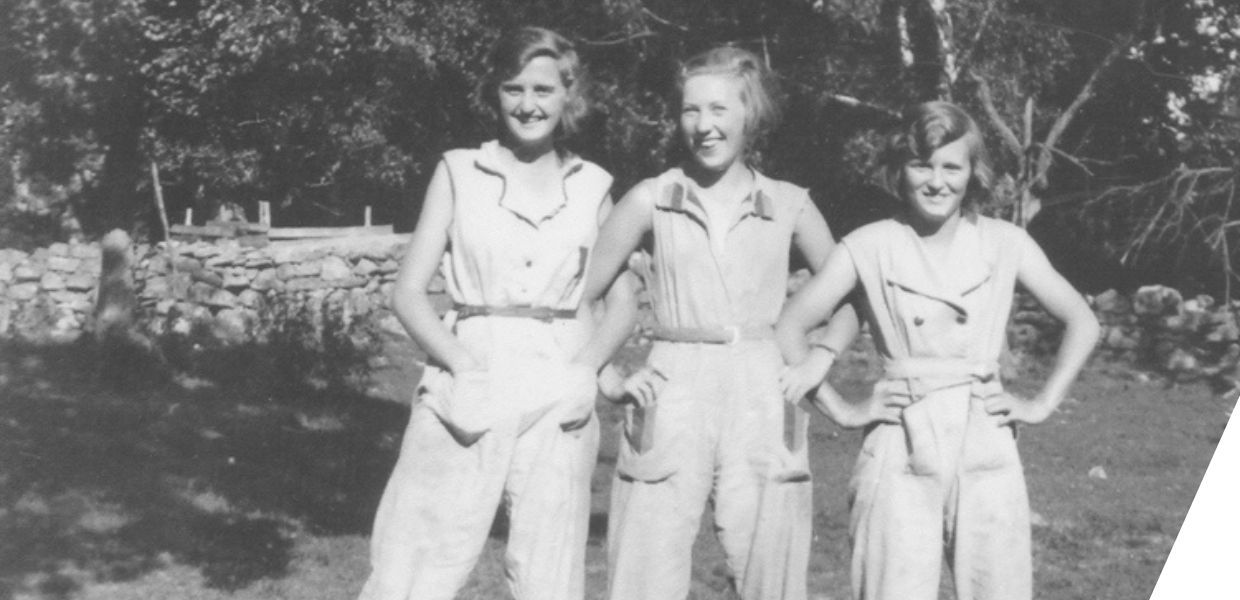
191, 269, 224, 289
141, 276, 170, 301
319, 256, 352, 281
9, 283, 38, 301
40, 272, 65, 292
354, 259, 378, 277
376, 259, 399, 275
237, 289, 264, 309
251, 269, 282, 292
46, 256, 79, 273
185, 282, 212, 305
1206, 311, 1240, 342
222, 268, 249, 290
69, 243, 101, 260
277, 262, 321, 280
13, 264, 39, 282
285, 278, 330, 292
65, 274, 94, 292
1133, 285, 1183, 317
212, 308, 253, 345
204, 289, 239, 310
173, 256, 203, 274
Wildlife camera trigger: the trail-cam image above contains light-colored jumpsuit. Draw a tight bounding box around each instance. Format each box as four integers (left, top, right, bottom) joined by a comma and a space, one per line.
359, 141, 613, 600
608, 168, 817, 600
839, 215, 1032, 600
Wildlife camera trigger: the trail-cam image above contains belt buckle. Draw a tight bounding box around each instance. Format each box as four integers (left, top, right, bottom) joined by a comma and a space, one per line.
724, 325, 741, 345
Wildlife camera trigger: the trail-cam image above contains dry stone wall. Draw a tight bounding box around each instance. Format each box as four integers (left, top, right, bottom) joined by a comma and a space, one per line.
0, 234, 436, 349
0, 242, 102, 343
2, 240, 1240, 386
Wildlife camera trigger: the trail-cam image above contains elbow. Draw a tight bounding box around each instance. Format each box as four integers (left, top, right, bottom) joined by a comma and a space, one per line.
390, 284, 432, 318
1074, 309, 1102, 350
773, 316, 803, 346
1087, 313, 1102, 347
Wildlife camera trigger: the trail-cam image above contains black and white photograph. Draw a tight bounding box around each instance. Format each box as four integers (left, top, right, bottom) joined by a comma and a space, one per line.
0, 1, 1237, 599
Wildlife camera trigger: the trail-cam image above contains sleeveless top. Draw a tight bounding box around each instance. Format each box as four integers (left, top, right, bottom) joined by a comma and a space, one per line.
438, 140, 613, 311
840, 215, 1026, 365
633, 167, 815, 329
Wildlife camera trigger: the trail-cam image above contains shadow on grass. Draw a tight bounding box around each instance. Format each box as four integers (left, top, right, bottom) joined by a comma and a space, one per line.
0, 338, 411, 597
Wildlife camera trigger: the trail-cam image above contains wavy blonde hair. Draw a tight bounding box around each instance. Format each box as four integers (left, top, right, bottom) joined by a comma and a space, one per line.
677, 45, 782, 157
478, 27, 589, 140
880, 101, 995, 212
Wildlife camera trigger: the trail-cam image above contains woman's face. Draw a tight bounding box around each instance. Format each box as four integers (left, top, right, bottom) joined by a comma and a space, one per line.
680, 74, 748, 174
498, 55, 567, 150
901, 137, 972, 226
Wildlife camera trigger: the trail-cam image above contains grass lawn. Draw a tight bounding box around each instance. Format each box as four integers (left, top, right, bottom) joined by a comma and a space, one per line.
0, 335, 1231, 600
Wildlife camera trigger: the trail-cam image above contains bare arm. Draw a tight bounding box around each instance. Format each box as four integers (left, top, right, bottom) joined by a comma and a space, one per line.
572, 194, 641, 372
791, 201, 860, 363
578, 181, 662, 405
580, 181, 655, 306
988, 233, 1101, 425
775, 245, 862, 403
390, 160, 479, 374
776, 245, 860, 361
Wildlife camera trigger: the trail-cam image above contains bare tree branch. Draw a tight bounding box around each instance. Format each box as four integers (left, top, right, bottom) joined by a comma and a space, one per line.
957, 0, 996, 73
579, 30, 660, 46
1036, 143, 1095, 177
641, 7, 688, 32
1035, 35, 1133, 184
970, 71, 1024, 158
824, 93, 902, 119
1035, 0, 1148, 184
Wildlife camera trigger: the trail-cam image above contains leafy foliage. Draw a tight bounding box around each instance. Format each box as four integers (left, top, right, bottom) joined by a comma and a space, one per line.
0, 0, 1236, 258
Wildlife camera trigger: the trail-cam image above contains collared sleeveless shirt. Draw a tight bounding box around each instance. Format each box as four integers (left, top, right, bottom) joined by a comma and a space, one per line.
841, 215, 1025, 364
636, 167, 814, 329
439, 140, 613, 311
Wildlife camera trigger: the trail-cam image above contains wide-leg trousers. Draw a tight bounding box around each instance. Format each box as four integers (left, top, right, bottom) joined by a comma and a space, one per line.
848, 383, 1032, 600
607, 340, 812, 600
359, 316, 600, 600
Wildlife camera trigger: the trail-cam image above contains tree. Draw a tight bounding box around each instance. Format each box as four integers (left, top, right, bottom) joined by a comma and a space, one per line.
1, 0, 1237, 249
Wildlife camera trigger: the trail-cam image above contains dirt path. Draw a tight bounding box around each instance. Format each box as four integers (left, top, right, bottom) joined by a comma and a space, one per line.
0, 339, 1231, 600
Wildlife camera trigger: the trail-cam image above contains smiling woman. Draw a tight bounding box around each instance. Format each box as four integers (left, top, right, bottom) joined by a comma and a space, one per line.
578, 45, 861, 600
900, 138, 971, 227
354, 26, 620, 600
775, 101, 1100, 600
498, 56, 568, 154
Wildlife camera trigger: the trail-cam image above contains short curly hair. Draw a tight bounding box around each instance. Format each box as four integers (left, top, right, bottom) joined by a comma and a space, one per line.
677, 45, 783, 156
477, 27, 589, 140
879, 101, 995, 212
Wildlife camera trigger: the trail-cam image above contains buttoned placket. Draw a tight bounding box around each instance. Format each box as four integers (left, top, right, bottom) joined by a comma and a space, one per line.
474, 148, 585, 303
659, 178, 776, 321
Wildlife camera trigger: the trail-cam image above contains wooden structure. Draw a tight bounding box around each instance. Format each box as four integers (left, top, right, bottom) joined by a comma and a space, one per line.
170, 201, 391, 244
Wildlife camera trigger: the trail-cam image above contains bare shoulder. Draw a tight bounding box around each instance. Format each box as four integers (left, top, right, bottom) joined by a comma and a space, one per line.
577, 159, 614, 186
617, 175, 663, 210
977, 215, 1029, 241
842, 218, 901, 247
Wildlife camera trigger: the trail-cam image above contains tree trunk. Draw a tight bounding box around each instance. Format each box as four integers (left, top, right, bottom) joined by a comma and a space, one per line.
925, 0, 957, 101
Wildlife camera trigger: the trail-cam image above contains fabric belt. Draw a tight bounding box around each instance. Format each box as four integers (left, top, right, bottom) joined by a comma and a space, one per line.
880, 357, 1001, 403
650, 323, 775, 345
453, 303, 577, 322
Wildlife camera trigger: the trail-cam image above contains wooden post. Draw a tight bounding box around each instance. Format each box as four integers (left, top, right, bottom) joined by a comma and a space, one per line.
184, 208, 193, 226
364, 205, 372, 227
150, 161, 171, 242
258, 201, 271, 226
